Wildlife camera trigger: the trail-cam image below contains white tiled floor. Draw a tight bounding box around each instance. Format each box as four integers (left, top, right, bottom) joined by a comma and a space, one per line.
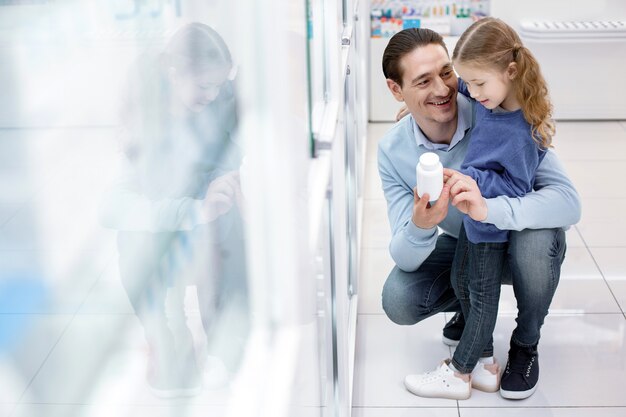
354, 121, 626, 416
2, 120, 626, 417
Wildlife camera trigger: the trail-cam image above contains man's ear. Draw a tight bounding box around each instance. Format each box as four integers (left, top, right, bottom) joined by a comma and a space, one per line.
386, 79, 405, 102
507, 62, 518, 80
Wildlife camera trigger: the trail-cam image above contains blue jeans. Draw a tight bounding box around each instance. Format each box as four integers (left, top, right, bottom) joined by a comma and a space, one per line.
450, 225, 506, 374
381, 228, 566, 357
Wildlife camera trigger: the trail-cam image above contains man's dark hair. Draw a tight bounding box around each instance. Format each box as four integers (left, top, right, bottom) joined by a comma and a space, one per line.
382, 28, 448, 86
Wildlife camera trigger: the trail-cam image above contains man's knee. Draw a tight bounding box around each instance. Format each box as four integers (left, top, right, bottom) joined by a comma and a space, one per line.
508, 228, 566, 292
509, 228, 566, 264
381, 270, 423, 325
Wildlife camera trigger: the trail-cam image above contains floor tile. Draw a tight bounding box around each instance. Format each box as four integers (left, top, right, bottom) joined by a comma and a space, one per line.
352, 407, 458, 417
361, 200, 390, 249
0, 315, 72, 404
353, 314, 456, 407
11, 404, 232, 417
561, 160, 626, 199
550, 273, 620, 314
21, 307, 249, 407
498, 278, 622, 316
19, 314, 150, 406
0, 405, 14, 417
0, 248, 112, 314
576, 198, 626, 247
357, 248, 394, 315
590, 247, 626, 313
560, 246, 603, 281
459, 314, 626, 407
20, 314, 230, 406
0, 205, 21, 229
76, 261, 135, 315
460, 407, 626, 417
565, 226, 585, 248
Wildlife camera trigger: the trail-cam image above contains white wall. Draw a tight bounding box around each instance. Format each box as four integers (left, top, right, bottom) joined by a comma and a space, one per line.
492, 0, 626, 119
491, 0, 626, 30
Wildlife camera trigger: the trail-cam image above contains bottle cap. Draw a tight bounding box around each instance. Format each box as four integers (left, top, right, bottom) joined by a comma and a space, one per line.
419, 152, 440, 170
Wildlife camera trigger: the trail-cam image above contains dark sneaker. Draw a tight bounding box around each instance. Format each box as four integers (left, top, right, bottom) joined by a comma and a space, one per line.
500, 341, 539, 400
442, 312, 464, 347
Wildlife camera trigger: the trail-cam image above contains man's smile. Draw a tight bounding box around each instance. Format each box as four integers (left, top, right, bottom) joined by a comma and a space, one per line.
428, 94, 453, 107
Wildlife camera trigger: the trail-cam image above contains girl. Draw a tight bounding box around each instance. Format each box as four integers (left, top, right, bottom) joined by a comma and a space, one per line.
99, 23, 247, 397
405, 17, 554, 400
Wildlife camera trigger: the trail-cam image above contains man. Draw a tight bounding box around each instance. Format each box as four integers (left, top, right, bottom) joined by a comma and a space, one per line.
378, 28, 581, 399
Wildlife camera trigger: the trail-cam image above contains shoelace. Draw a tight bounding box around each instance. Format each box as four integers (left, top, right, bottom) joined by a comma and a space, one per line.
448, 313, 462, 326
505, 354, 536, 378
420, 365, 453, 383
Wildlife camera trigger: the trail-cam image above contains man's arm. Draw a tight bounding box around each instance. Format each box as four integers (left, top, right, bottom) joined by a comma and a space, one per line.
378, 147, 449, 272
484, 150, 581, 230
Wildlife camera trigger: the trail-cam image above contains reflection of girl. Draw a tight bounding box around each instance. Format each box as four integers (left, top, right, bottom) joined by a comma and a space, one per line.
99, 23, 247, 397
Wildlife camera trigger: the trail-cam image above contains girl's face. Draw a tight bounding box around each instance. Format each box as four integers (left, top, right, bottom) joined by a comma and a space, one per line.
170, 65, 231, 113
453, 61, 519, 111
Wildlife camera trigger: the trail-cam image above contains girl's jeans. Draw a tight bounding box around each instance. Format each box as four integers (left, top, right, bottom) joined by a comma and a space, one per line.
450, 224, 505, 374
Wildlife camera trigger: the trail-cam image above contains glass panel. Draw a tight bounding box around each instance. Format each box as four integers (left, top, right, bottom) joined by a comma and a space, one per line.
0, 0, 321, 416
307, 0, 328, 156
345, 60, 358, 299
0, 1, 250, 415
342, 0, 353, 26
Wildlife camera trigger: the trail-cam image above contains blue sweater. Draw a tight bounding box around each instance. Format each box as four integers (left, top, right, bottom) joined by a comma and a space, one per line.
377, 93, 581, 272
459, 81, 546, 243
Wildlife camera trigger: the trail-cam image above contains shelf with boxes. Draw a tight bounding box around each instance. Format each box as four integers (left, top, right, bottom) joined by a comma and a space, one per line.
370, 0, 490, 38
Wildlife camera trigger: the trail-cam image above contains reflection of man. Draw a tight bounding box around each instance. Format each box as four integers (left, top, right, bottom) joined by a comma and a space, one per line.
378, 28, 580, 399
99, 23, 247, 398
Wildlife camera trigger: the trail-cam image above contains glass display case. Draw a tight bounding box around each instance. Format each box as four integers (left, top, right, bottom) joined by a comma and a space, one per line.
0, 0, 369, 415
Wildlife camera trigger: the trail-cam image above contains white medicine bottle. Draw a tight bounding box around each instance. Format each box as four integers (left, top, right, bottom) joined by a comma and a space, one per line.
416, 152, 443, 201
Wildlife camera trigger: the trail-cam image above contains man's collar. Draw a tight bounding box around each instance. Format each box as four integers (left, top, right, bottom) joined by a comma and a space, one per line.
412, 94, 472, 151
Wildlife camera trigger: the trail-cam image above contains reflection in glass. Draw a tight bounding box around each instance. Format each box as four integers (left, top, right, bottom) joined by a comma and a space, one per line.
99, 22, 249, 397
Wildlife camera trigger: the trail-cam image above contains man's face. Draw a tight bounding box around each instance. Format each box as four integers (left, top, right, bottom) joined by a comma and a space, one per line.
387, 44, 458, 127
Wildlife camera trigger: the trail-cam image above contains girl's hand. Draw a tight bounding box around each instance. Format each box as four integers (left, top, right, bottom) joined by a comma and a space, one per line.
443, 168, 488, 222
200, 171, 240, 222
396, 105, 410, 121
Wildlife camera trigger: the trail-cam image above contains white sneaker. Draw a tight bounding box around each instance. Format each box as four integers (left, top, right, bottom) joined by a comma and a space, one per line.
471, 360, 501, 393
404, 360, 471, 400
202, 355, 231, 389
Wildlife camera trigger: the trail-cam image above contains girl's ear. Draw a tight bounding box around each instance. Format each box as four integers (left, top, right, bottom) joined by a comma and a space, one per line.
507, 62, 518, 80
